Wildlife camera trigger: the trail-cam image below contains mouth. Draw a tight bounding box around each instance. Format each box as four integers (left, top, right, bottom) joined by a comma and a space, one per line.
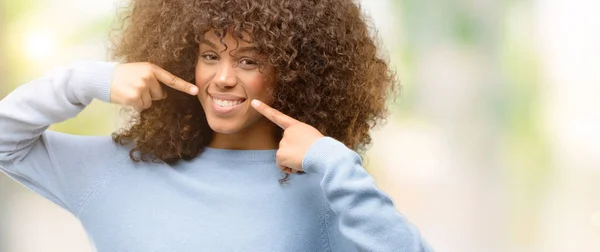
209, 94, 247, 114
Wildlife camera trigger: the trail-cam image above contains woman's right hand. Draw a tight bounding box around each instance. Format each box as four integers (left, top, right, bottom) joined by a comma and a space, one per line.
110, 62, 199, 111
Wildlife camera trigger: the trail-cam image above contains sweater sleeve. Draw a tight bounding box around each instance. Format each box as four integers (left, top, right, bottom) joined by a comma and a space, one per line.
302, 137, 434, 252
0, 61, 121, 215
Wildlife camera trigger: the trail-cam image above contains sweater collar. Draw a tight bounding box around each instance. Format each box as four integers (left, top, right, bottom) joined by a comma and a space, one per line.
199, 147, 277, 162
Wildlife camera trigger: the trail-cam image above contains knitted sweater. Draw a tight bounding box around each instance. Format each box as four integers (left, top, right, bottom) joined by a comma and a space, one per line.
0, 61, 432, 252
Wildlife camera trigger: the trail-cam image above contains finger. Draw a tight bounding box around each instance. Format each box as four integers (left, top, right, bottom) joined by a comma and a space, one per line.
141, 92, 152, 110
277, 157, 296, 174
148, 78, 166, 100
250, 99, 298, 129
278, 164, 287, 172
133, 99, 144, 112
278, 164, 293, 174
150, 64, 198, 95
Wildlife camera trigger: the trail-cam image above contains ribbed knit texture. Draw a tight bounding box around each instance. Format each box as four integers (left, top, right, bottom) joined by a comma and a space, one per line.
0, 61, 433, 252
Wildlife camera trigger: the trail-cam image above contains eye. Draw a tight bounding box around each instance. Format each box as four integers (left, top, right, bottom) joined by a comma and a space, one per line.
236, 58, 260, 70
201, 53, 218, 61
239, 58, 258, 66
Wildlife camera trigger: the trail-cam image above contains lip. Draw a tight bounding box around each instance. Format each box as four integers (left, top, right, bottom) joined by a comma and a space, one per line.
209, 93, 246, 101
209, 94, 246, 114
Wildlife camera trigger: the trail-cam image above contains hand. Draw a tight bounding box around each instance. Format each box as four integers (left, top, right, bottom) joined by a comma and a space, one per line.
251, 99, 324, 174
110, 62, 199, 111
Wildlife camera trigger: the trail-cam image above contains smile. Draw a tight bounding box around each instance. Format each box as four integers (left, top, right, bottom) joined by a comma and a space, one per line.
209, 95, 247, 114
212, 98, 244, 107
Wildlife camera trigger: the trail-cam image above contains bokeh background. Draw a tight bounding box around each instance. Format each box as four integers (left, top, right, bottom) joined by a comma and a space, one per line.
1, 0, 599, 251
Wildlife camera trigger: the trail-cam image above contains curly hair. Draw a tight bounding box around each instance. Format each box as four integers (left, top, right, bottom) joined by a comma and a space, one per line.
110, 0, 398, 165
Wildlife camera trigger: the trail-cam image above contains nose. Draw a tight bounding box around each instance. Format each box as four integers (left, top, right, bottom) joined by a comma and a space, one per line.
214, 63, 237, 89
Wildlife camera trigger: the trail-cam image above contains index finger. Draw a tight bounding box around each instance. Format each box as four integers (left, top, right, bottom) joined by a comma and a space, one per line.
251, 99, 298, 129
151, 64, 198, 95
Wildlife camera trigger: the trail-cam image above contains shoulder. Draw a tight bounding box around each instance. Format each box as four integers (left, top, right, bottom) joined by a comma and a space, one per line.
41, 130, 132, 164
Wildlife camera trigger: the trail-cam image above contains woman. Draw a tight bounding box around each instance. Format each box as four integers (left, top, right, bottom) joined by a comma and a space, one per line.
0, 0, 433, 251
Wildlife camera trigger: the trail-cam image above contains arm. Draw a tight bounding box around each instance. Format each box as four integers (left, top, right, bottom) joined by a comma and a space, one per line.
0, 61, 115, 161
0, 61, 117, 212
0, 60, 197, 164
248, 100, 432, 251
0, 61, 198, 215
303, 137, 433, 252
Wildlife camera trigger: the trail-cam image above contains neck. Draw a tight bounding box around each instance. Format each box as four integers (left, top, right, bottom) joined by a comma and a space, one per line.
208, 119, 279, 150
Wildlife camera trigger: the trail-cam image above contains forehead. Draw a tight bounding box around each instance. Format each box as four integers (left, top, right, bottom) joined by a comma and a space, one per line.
201, 29, 254, 48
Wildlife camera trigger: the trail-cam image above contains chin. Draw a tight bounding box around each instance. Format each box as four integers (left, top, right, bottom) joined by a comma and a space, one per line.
206, 118, 244, 134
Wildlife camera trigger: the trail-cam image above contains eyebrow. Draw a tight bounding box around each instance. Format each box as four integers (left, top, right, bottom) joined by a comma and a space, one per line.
199, 39, 257, 54
199, 39, 218, 49
233, 46, 258, 54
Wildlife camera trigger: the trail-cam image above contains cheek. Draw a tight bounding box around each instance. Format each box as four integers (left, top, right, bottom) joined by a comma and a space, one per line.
194, 68, 211, 88
241, 72, 275, 101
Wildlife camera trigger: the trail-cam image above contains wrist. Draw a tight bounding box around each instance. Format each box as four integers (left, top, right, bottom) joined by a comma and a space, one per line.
71, 61, 118, 104
302, 137, 357, 174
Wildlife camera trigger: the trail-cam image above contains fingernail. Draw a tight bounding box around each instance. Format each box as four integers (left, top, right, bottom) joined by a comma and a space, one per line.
189, 86, 198, 94
251, 99, 261, 108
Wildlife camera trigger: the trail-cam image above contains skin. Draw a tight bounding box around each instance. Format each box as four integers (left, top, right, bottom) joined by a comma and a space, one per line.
112, 0, 396, 166
194, 30, 278, 150
251, 99, 324, 173
109, 31, 325, 174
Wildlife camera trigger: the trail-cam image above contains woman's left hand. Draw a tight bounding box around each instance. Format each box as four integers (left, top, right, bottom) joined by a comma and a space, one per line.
251, 99, 324, 174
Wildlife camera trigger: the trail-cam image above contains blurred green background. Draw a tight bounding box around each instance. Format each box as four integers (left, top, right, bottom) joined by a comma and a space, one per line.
1, 0, 599, 251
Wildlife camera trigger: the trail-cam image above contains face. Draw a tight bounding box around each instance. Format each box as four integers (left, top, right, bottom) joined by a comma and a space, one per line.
195, 30, 276, 135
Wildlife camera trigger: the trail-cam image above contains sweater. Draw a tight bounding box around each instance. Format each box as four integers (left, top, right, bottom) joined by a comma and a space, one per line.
0, 61, 433, 252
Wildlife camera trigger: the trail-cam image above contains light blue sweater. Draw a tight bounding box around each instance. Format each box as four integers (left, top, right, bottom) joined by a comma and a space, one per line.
0, 61, 432, 252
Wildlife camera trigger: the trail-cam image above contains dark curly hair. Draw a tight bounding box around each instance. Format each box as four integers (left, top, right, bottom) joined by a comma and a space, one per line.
110, 0, 398, 165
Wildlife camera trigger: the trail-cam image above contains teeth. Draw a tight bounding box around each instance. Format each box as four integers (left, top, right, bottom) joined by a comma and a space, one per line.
213, 98, 243, 107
